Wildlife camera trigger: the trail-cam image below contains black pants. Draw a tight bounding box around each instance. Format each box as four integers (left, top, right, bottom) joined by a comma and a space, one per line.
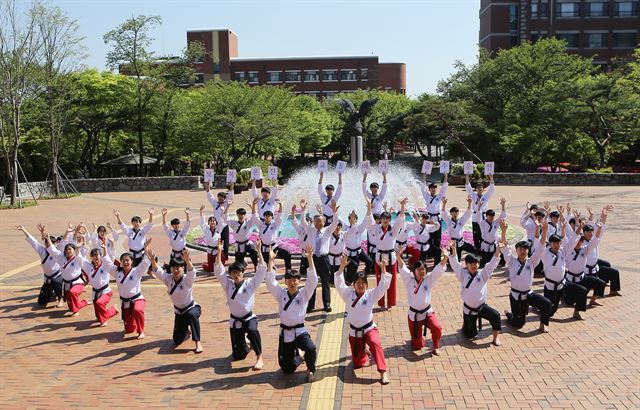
345, 251, 372, 284
546, 283, 587, 315
173, 305, 201, 344
455, 241, 479, 261
597, 259, 620, 291
236, 243, 259, 269
308, 255, 331, 311
472, 222, 482, 249
427, 225, 442, 264
278, 332, 317, 374
262, 248, 292, 271
506, 293, 551, 328
580, 275, 606, 297
37, 276, 63, 306
221, 225, 230, 259
462, 304, 501, 339
230, 317, 262, 360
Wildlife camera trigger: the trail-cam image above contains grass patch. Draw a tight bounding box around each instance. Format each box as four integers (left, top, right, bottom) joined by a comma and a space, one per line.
0, 193, 81, 209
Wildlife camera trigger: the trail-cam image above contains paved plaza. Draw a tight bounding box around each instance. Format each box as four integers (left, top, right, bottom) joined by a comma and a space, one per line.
0, 185, 639, 409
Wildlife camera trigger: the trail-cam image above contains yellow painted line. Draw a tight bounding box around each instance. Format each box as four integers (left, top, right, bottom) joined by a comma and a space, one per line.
307, 288, 345, 409
0, 208, 185, 280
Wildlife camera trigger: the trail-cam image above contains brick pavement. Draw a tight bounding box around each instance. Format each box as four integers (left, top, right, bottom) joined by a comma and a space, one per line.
1, 185, 639, 409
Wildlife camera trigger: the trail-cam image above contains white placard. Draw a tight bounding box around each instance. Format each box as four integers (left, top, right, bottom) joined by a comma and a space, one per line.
360, 160, 371, 174
268, 166, 278, 180
335, 161, 347, 174
250, 166, 262, 180
378, 160, 389, 174
463, 161, 474, 175
317, 160, 328, 173
484, 162, 495, 176
440, 160, 450, 174
421, 160, 433, 175
203, 169, 214, 183
226, 169, 237, 183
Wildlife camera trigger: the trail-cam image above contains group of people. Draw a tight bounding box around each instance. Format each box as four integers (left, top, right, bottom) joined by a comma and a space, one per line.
18, 168, 622, 385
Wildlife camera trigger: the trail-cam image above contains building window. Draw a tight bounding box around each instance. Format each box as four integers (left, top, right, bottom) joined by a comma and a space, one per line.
324, 91, 337, 99
267, 71, 283, 83
613, 31, 638, 47
340, 69, 357, 81
248, 71, 259, 84
213, 63, 221, 74
285, 70, 301, 82
531, 32, 548, 43
234, 72, 246, 82
509, 5, 519, 46
194, 73, 204, 84
555, 33, 580, 48
304, 70, 319, 82
322, 69, 338, 82
360, 68, 368, 81
556, 2, 580, 17
585, 33, 608, 48
306, 91, 320, 98
195, 53, 205, 64
531, 2, 549, 18
586, 2, 609, 17
614, 1, 639, 16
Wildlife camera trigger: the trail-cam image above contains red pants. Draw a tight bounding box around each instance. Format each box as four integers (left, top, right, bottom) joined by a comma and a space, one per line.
94, 291, 118, 325
123, 299, 145, 334
66, 284, 88, 313
348, 328, 387, 373
202, 252, 226, 272
374, 261, 397, 307
407, 313, 442, 350
406, 245, 423, 267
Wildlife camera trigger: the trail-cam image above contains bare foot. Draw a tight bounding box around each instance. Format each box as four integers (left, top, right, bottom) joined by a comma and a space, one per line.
56, 301, 64, 308
137, 332, 145, 340
539, 324, 548, 333
122, 331, 128, 338
573, 311, 583, 320
195, 341, 203, 354
253, 356, 264, 371
492, 338, 502, 346
71, 312, 79, 317
609, 291, 621, 297
100, 320, 108, 327
589, 300, 603, 307
432, 348, 440, 356
307, 372, 315, 383
381, 371, 390, 385
86, 300, 93, 305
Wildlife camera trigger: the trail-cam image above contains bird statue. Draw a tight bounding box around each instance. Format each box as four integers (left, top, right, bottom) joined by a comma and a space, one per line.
337, 98, 379, 136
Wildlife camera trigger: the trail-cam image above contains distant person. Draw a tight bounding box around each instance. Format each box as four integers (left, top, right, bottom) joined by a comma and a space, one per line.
421, 172, 449, 264
466, 174, 495, 249
114, 208, 154, 267
318, 171, 342, 226
441, 196, 475, 261
161, 208, 191, 260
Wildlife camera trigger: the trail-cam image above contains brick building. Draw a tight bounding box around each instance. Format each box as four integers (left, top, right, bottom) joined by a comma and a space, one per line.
479, 0, 639, 66
186, 28, 406, 97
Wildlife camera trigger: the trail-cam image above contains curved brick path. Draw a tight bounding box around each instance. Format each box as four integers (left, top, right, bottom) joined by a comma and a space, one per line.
1, 186, 638, 409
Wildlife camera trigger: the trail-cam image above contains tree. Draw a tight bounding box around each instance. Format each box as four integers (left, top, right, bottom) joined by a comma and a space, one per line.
34, 3, 85, 195
0, 0, 42, 205
103, 14, 161, 175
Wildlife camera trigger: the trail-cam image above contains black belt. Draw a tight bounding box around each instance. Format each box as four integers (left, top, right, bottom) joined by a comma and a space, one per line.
171, 248, 185, 254
93, 283, 109, 302
261, 243, 276, 252
451, 237, 462, 242
481, 240, 496, 252
464, 302, 485, 330
323, 214, 333, 220
120, 292, 142, 319
396, 240, 407, 246
44, 270, 61, 284
236, 239, 249, 245
350, 320, 374, 357
231, 311, 253, 328
328, 252, 342, 259
545, 277, 565, 291
378, 249, 393, 254
206, 245, 219, 254
566, 271, 583, 282
129, 248, 143, 257
510, 287, 530, 301
62, 273, 83, 297
346, 246, 361, 256
409, 305, 431, 338
175, 300, 196, 314
586, 264, 597, 275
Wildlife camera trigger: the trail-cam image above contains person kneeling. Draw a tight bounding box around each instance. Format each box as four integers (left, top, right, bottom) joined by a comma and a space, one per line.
265, 245, 318, 382
335, 255, 391, 385
148, 248, 203, 354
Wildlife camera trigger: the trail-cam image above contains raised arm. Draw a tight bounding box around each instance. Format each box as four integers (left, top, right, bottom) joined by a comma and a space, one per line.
449, 242, 463, 281
369, 256, 392, 301
334, 255, 351, 302
302, 245, 318, 300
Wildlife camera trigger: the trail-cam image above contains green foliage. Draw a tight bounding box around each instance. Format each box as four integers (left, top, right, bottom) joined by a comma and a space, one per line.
586, 167, 614, 174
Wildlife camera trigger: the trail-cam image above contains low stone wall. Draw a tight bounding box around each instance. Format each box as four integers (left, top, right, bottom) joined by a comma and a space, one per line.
5, 176, 202, 198
492, 173, 640, 185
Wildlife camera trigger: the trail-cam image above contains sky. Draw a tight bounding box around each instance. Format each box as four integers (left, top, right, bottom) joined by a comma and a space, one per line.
46, 0, 481, 96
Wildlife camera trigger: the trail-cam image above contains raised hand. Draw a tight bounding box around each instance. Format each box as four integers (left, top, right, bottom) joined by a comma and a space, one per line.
338, 254, 349, 272
113, 210, 120, 217
144, 237, 153, 250
161, 208, 168, 216
181, 248, 191, 262
148, 208, 155, 216
331, 199, 340, 214
499, 219, 508, 231
303, 244, 313, 259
